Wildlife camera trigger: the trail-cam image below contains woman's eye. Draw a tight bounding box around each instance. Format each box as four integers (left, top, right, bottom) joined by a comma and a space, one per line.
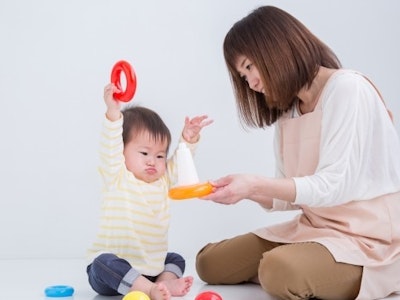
246, 63, 252, 70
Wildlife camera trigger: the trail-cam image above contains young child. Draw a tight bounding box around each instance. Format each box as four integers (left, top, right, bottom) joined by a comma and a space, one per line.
87, 83, 213, 300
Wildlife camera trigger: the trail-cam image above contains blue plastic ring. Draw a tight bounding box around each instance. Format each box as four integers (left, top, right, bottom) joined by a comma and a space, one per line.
44, 285, 74, 297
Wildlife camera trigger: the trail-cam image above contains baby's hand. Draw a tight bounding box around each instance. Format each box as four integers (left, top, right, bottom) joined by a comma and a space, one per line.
182, 115, 213, 143
104, 83, 122, 121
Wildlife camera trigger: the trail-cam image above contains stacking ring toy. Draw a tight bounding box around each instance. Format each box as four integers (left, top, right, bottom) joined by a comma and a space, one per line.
44, 285, 74, 297
110, 60, 137, 102
169, 182, 213, 200
123, 291, 150, 300
195, 291, 223, 300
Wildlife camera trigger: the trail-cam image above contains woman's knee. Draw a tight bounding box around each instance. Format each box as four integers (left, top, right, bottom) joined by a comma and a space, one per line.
196, 234, 269, 284
258, 243, 362, 300
196, 243, 219, 283
258, 247, 298, 297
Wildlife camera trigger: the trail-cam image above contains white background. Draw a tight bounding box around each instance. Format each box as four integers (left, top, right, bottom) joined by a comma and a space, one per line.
0, 0, 399, 260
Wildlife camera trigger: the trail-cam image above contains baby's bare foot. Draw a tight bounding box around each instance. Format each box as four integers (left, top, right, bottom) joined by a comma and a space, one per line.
149, 283, 170, 300
161, 276, 193, 296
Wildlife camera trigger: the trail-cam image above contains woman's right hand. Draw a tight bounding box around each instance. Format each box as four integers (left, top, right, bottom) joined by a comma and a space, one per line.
201, 174, 255, 205
201, 174, 276, 207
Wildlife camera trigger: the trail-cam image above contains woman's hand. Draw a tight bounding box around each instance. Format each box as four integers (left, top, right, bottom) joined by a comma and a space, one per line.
201, 174, 255, 205
202, 174, 282, 208
182, 115, 213, 143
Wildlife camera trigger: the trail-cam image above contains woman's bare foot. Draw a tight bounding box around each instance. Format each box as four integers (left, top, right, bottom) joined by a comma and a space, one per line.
149, 283, 170, 300
159, 276, 193, 296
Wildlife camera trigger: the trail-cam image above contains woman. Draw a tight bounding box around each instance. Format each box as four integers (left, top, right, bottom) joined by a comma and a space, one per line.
195, 5, 400, 300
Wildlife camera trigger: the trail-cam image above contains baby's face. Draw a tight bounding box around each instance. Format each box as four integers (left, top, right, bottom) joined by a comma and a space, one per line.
123, 131, 168, 183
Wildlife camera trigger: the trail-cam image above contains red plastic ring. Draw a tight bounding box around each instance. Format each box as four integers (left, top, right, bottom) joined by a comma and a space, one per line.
195, 291, 223, 300
110, 60, 137, 102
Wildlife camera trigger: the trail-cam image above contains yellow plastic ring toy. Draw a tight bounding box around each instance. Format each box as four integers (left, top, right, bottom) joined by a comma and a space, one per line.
169, 182, 213, 200
123, 291, 150, 300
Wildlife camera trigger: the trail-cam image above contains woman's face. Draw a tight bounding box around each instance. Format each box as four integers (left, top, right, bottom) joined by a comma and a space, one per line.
235, 55, 265, 94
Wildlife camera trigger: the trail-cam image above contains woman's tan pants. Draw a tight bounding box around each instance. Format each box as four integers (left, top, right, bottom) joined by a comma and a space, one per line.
196, 233, 362, 300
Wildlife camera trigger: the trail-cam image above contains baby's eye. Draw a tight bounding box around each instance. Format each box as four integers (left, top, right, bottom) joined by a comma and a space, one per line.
140, 151, 148, 156
157, 154, 165, 159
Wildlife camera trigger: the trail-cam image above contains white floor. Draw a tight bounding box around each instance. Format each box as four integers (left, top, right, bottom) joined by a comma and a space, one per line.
1, 258, 399, 300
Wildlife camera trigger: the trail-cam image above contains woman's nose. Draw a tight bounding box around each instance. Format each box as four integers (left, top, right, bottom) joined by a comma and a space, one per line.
247, 74, 259, 91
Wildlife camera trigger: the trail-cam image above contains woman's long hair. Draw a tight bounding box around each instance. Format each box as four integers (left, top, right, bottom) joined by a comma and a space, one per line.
223, 6, 341, 128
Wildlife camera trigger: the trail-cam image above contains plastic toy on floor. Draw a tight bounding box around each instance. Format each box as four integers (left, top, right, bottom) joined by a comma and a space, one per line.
168, 143, 212, 200
44, 285, 74, 297
195, 290, 223, 300
122, 290, 150, 300
110, 60, 137, 102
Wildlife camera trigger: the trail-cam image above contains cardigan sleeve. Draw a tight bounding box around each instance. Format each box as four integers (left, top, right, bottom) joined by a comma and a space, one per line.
293, 72, 400, 207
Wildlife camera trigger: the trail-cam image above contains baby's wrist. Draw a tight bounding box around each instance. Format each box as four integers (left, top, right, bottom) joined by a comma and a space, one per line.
106, 110, 122, 122
182, 134, 199, 144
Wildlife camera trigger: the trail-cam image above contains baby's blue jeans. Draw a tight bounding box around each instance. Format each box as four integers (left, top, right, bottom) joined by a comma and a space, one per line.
87, 252, 186, 296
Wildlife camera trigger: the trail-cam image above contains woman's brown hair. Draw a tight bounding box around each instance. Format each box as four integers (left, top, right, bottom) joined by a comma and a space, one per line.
223, 6, 341, 128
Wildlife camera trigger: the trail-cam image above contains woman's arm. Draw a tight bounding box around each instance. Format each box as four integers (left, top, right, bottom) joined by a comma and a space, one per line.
202, 174, 296, 208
